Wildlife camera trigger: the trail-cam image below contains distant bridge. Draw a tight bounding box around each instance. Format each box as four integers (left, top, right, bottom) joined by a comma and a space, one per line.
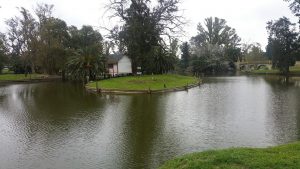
235, 61, 272, 71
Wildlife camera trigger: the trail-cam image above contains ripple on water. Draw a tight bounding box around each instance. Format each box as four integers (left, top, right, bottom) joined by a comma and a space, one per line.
0, 77, 300, 169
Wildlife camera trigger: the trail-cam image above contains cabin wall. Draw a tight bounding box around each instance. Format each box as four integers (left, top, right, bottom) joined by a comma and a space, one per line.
108, 64, 118, 76
118, 56, 132, 74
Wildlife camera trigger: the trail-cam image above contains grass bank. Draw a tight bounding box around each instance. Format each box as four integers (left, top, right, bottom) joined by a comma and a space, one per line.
88, 74, 199, 91
160, 142, 300, 169
0, 73, 59, 82
250, 65, 300, 75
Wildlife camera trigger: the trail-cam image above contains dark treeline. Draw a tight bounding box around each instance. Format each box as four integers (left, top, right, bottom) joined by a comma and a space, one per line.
1, 0, 300, 78
107, 0, 246, 75
0, 4, 105, 82
265, 0, 300, 75
0, 1, 184, 79
177, 16, 272, 75
181, 0, 300, 75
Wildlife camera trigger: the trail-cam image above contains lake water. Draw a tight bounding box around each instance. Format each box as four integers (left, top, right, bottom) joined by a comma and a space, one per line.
0, 76, 300, 169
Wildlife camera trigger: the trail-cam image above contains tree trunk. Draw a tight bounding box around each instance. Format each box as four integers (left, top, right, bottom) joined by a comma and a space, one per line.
31, 62, 35, 74
62, 69, 66, 81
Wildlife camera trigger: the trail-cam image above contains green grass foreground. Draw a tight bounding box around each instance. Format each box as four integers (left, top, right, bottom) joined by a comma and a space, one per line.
159, 142, 300, 169
88, 74, 199, 91
0, 74, 45, 81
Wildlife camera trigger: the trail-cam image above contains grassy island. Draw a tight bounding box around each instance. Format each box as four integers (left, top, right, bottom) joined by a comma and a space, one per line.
88, 74, 200, 92
160, 142, 300, 169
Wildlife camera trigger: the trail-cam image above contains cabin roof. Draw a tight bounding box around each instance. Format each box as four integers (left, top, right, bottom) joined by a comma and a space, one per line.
106, 53, 125, 64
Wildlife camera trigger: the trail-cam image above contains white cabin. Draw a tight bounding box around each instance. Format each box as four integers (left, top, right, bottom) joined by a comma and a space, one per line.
107, 54, 133, 76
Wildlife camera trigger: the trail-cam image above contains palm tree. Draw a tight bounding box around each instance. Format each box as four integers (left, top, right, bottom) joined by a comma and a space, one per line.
66, 46, 106, 83
66, 26, 106, 84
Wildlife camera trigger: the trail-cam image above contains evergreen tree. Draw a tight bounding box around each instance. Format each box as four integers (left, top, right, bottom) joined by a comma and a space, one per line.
108, 0, 184, 74
180, 42, 190, 69
266, 17, 298, 74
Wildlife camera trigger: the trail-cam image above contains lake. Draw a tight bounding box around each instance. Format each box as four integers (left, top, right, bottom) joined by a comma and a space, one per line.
0, 75, 300, 169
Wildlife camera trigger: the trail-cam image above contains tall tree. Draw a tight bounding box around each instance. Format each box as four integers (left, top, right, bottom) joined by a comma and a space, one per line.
2, 3, 106, 80
285, 0, 300, 18
66, 26, 105, 82
19, 7, 38, 74
266, 17, 298, 74
180, 42, 190, 69
35, 4, 69, 75
191, 17, 241, 48
0, 33, 8, 73
191, 17, 241, 73
5, 7, 38, 74
169, 38, 179, 58
5, 15, 25, 73
107, 0, 184, 74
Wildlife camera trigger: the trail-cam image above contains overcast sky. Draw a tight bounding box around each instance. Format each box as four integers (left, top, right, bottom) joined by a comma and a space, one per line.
0, 0, 298, 49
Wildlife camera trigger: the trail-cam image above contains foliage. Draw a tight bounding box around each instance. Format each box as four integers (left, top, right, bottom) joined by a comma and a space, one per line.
191, 17, 241, 48
284, 0, 300, 61
0, 33, 8, 73
191, 55, 209, 74
191, 43, 229, 74
266, 17, 298, 74
2, 4, 106, 81
107, 0, 184, 74
4, 4, 70, 75
244, 43, 267, 62
141, 45, 177, 74
66, 26, 105, 82
190, 17, 241, 74
5, 12, 26, 74
169, 39, 179, 58
285, 0, 300, 18
224, 46, 241, 63
35, 4, 70, 74
88, 74, 198, 90
180, 42, 191, 69
160, 142, 300, 169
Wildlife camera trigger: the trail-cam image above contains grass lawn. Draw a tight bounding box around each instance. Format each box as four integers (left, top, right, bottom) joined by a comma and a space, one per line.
159, 142, 300, 169
1, 68, 14, 74
88, 74, 199, 91
251, 65, 300, 75
290, 66, 300, 74
0, 74, 44, 81
251, 69, 280, 74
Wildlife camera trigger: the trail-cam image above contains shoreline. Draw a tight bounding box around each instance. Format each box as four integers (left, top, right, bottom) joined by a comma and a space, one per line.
86, 82, 201, 94
240, 71, 300, 76
0, 75, 62, 85
159, 141, 300, 169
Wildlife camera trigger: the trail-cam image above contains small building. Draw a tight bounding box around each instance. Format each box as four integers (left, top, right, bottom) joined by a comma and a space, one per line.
106, 54, 133, 76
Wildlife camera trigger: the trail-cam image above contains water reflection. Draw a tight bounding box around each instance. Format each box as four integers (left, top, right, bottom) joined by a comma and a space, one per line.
0, 76, 300, 169
263, 76, 300, 142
